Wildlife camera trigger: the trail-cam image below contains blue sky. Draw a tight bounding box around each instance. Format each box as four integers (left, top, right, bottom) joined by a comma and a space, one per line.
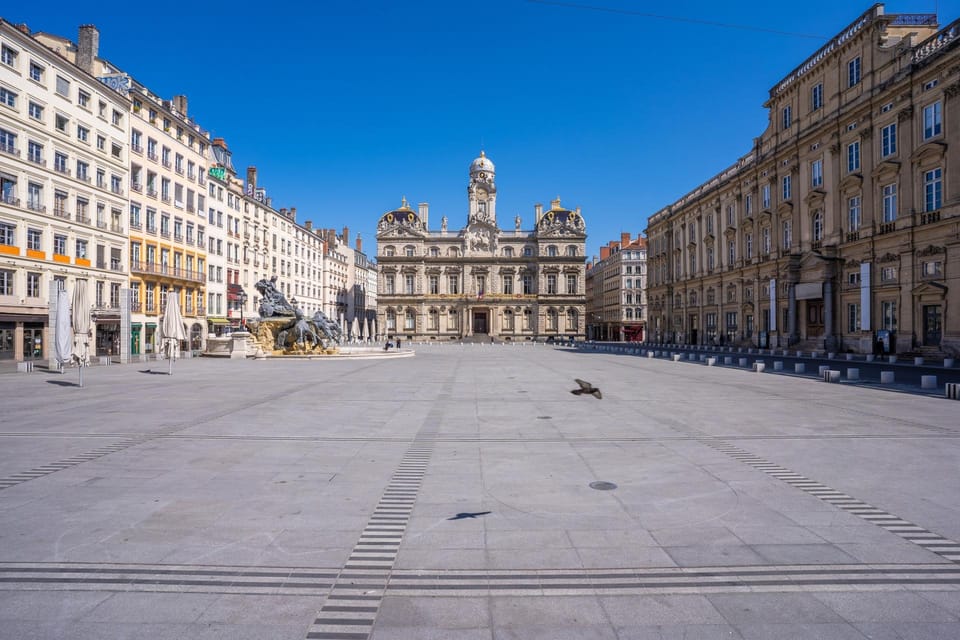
5, 1, 958, 259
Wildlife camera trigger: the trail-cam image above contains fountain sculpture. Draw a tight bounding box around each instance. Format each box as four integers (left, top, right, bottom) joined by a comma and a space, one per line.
246, 276, 343, 355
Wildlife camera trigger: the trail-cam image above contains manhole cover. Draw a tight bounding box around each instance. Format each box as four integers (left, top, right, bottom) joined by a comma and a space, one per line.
537, 416, 552, 420
590, 481, 617, 491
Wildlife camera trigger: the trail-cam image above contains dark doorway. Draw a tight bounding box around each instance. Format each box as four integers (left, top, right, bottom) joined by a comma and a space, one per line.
923, 305, 942, 346
806, 301, 824, 337
473, 311, 488, 334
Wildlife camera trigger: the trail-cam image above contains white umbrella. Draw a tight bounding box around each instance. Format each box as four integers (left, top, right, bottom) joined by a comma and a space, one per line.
53, 287, 72, 373
71, 280, 92, 387
160, 293, 188, 375
351, 316, 360, 342
364, 317, 371, 342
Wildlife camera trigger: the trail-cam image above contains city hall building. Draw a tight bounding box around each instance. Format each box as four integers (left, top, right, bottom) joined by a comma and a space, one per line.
645, 6, 959, 356
375, 152, 587, 341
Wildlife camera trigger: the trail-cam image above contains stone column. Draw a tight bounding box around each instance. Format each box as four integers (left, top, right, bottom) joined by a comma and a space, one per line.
788, 283, 798, 344
824, 279, 837, 351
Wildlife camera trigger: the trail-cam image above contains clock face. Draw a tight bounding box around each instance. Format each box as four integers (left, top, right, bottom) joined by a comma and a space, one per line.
478, 172, 486, 179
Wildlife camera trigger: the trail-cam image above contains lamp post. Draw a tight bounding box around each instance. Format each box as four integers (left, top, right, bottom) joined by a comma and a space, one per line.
239, 291, 248, 329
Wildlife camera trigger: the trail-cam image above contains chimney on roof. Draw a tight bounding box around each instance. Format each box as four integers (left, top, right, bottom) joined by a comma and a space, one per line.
534, 203, 543, 225
290, 207, 296, 221
356, 233, 362, 253
418, 202, 429, 228
551, 197, 561, 210
600, 246, 611, 260
279, 208, 287, 217
16, 24, 30, 35
246, 166, 257, 191
621, 232, 631, 247
77, 25, 99, 75
212, 137, 227, 149
342, 226, 349, 247
305, 220, 312, 231
173, 95, 188, 116
266, 197, 272, 208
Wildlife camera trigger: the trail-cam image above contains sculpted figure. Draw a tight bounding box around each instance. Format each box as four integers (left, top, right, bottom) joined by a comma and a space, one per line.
254, 275, 295, 317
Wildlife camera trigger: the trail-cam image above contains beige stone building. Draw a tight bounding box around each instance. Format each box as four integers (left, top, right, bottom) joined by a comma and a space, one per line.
376, 152, 587, 341
586, 233, 647, 341
646, 6, 959, 356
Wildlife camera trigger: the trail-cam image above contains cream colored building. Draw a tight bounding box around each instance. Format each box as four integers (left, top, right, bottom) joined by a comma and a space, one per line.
646, 6, 959, 357
1, 21, 129, 361
376, 152, 587, 341
586, 233, 647, 341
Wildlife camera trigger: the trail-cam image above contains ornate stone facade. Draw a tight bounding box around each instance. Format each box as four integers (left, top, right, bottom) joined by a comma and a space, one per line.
645, 6, 959, 356
376, 153, 587, 341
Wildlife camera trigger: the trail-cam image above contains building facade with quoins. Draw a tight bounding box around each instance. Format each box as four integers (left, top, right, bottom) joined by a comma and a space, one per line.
376, 152, 587, 342
645, 5, 960, 357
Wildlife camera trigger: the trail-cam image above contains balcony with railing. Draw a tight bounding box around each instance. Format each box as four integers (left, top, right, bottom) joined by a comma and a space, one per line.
879, 221, 897, 235
111, 223, 123, 234
110, 260, 123, 272
0, 142, 19, 157
131, 143, 143, 154
147, 152, 158, 161
0, 194, 19, 207
146, 187, 157, 198
28, 155, 44, 166
27, 200, 46, 213
130, 300, 142, 312
53, 164, 70, 176
76, 215, 91, 225
53, 207, 71, 220
130, 261, 206, 284
130, 181, 142, 193
161, 194, 171, 203
920, 210, 941, 225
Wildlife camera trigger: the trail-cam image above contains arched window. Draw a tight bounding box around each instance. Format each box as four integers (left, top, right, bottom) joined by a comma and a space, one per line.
404, 245, 415, 257
386, 309, 396, 331
448, 247, 460, 257
625, 308, 634, 319
448, 309, 459, 330
566, 308, 578, 332
566, 245, 577, 256
546, 308, 558, 331
383, 246, 396, 257
547, 245, 558, 257
503, 246, 514, 257
428, 308, 439, 330
429, 246, 440, 257
404, 309, 415, 330
503, 308, 514, 331
813, 210, 823, 242
522, 308, 532, 330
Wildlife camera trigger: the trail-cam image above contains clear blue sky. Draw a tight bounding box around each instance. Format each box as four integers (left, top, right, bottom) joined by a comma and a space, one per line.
5, 1, 958, 260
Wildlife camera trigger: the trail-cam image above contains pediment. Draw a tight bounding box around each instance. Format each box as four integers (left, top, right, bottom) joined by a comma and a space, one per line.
871, 159, 900, 179
912, 281, 947, 297
804, 188, 827, 205
911, 140, 947, 164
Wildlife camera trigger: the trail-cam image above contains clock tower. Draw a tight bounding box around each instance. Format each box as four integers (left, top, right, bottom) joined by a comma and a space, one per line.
467, 151, 497, 226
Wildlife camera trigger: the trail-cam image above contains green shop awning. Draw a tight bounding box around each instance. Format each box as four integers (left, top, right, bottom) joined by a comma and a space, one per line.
207, 317, 230, 325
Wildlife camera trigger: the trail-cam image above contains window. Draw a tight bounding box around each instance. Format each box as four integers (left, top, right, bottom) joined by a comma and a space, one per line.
27, 228, 41, 250
448, 274, 459, 294
847, 303, 860, 333
522, 274, 533, 294
881, 266, 896, 282
726, 204, 735, 227
881, 300, 897, 331
811, 159, 823, 187
922, 260, 942, 277
27, 272, 41, 298
846, 141, 860, 172
386, 309, 396, 331
566, 274, 577, 294
1, 45, 17, 67
782, 105, 792, 130
27, 140, 42, 164
502, 274, 513, 294
27, 182, 42, 211
28, 101, 42, 120
0, 87, 17, 108
782, 175, 792, 201
404, 245, 415, 257
404, 274, 415, 295
0, 221, 14, 245
77, 125, 89, 142
745, 194, 753, 216
848, 196, 861, 231
727, 240, 735, 265
0, 270, 12, 296
546, 274, 557, 294
112, 110, 122, 126
924, 168, 942, 212
547, 245, 558, 257
848, 56, 861, 87
882, 183, 897, 222
29, 62, 43, 82
782, 220, 792, 249
923, 101, 942, 139
55, 76, 70, 97
54, 151, 68, 174
811, 82, 823, 111
813, 210, 823, 242
745, 233, 753, 260
75, 239, 88, 259
55, 114, 68, 132
523, 246, 533, 257
77, 89, 90, 108
881, 123, 897, 157
429, 274, 439, 294
76, 160, 88, 181
761, 184, 771, 209
54, 234, 67, 256
96, 135, 105, 151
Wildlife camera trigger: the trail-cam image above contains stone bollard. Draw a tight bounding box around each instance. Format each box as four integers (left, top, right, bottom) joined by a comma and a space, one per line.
16, 361, 34, 373
847, 368, 860, 380
914, 357, 924, 366
647, 352, 654, 359
946, 358, 955, 368
824, 370, 841, 383
753, 361, 765, 372
866, 354, 875, 362
738, 357, 748, 367
99, 356, 111, 365
880, 371, 895, 384
707, 357, 717, 366
846, 353, 854, 361
774, 361, 783, 371
921, 375, 937, 390
818, 365, 830, 377
673, 354, 682, 362
946, 383, 960, 400
795, 363, 806, 373
888, 355, 897, 364
724, 356, 733, 365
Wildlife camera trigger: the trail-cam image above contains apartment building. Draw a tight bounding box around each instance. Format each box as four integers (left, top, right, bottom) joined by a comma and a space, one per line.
1, 20, 129, 361
585, 233, 647, 341
646, 6, 958, 356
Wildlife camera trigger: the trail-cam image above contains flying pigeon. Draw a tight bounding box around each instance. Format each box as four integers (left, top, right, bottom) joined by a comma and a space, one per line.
571, 379, 602, 399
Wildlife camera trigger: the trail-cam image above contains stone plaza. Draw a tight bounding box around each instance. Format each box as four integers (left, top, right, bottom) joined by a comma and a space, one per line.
1, 345, 959, 639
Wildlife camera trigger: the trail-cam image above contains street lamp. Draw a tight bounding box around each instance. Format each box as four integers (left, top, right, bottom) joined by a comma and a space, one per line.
239, 291, 248, 329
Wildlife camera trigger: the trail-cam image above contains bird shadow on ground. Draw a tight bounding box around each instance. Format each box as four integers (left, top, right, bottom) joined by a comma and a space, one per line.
447, 511, 492, 521
46, 379, 79, 387
138, 369, 170, 375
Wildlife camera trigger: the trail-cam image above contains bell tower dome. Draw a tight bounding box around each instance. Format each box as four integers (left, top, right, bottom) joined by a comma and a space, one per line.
467, 151, 497, 226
